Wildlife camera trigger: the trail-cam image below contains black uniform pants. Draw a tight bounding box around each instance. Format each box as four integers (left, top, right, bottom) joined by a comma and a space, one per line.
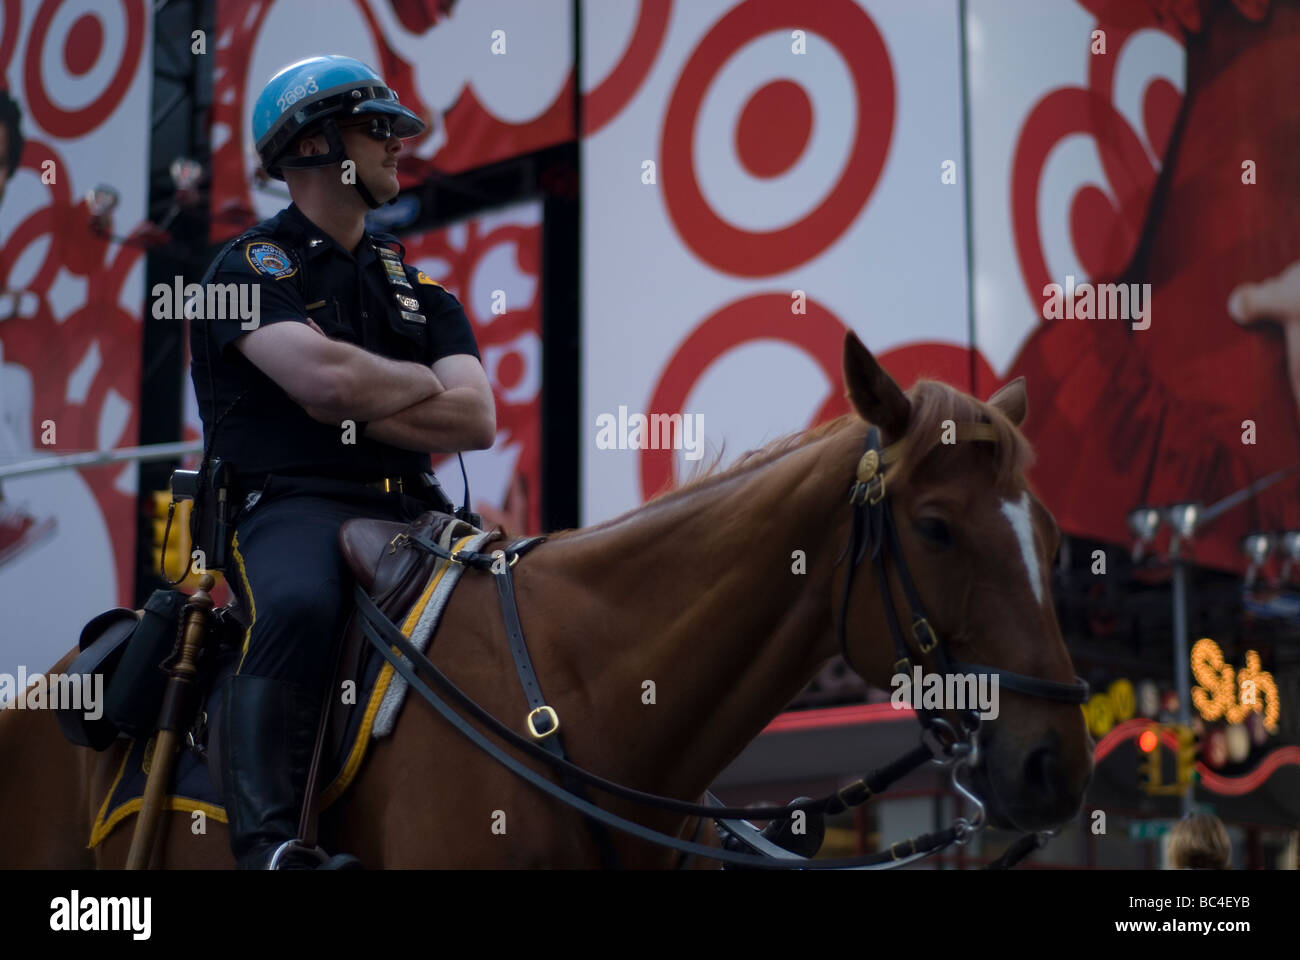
227, 475, 430, 697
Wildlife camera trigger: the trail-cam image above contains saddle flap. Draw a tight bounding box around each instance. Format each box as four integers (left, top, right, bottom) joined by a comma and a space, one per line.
339, 510, 467, 603
339, 518, 407, 594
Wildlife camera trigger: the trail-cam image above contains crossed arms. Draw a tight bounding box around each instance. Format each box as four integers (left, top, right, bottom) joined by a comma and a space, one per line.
235, 320, 496, 454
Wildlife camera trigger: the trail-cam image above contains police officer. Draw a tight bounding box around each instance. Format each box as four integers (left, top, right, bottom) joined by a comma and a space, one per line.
189, 55, 495, 869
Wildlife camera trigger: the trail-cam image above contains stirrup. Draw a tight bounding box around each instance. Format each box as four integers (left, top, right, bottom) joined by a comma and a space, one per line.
267, 839, 329, 870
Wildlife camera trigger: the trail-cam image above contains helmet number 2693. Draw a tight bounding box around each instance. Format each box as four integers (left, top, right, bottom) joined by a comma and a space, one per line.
276, 77, 319, 112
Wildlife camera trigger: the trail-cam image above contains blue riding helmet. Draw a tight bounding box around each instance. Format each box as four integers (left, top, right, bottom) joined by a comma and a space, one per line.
252, 55, 425, 182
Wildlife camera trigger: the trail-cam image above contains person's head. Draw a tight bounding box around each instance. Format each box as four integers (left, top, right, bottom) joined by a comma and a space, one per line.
251, 55, 425, 211
1166, 813, 1231, 869
0, 89, 25, 207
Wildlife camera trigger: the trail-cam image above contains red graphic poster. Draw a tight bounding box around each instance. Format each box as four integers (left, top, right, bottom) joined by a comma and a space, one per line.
0, 0, 152, 677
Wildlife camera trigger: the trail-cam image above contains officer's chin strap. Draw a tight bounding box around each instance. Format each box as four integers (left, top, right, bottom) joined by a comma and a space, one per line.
277, 117, 387, 209
351, 167, 384, 209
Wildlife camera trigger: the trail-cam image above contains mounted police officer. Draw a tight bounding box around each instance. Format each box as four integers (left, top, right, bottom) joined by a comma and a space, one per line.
189, 55, 494, 869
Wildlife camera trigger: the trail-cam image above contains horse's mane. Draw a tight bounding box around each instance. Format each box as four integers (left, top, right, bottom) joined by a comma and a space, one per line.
652, 379, 1033, 499
547, 379, 1033, 539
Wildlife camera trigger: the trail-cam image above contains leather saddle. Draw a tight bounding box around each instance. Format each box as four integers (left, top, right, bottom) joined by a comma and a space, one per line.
328, 509, 486, 748
339, 508, 481, 619
210, 509, 481, 800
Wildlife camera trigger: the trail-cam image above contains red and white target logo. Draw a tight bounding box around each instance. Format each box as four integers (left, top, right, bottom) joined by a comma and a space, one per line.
661, 0, 894, 276
20, 0, 145, 139
641, 293, 851, 499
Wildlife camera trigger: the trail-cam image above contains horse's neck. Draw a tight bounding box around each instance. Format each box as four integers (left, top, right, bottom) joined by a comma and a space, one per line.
555, 422, 862, 802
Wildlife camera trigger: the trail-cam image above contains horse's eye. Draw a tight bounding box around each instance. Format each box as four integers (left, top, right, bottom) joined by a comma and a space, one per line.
915, 517, 952, 547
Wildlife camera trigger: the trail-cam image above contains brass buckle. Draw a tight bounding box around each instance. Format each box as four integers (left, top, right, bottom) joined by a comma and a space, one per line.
382, 476, 404, 494
491, 549, 520, 569
387, 532, 409, 554
913, 619, 937, 654
849, 475, 886, 506
526, 705, 560, 740
867, 474, 886, 505
890, 838, 916, 861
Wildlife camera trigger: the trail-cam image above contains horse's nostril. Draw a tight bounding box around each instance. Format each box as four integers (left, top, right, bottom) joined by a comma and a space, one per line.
1023, 745, 1064, 798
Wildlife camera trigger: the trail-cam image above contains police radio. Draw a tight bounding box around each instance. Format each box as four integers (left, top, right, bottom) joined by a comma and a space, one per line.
168, 458, 237, 575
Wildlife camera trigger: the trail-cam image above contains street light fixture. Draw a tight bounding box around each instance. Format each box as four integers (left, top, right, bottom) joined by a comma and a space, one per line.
1127, 506, 1162, 562
1241, 532, 1276, 589
85, 184, 120, 234
169, 156, 203, 192
1165, 502, 1201, 557
1278, 531, 1300, 586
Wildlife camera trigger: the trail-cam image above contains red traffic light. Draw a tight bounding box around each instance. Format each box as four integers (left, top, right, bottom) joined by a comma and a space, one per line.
1138, 729, 1159, 753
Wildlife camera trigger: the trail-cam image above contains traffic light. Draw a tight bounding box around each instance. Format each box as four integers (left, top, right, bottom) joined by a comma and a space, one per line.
1174, 724, 1199, 788
1137, 725, 1161, 794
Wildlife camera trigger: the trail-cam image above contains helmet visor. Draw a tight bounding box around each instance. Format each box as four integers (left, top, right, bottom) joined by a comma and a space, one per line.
344, 99, 426, 139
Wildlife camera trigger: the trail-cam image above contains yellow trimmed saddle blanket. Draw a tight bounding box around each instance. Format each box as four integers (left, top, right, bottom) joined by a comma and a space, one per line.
89, 522, 494, 847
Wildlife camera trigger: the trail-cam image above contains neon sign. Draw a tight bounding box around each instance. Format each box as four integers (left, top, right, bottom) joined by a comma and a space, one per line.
1191, 638, 1279, 734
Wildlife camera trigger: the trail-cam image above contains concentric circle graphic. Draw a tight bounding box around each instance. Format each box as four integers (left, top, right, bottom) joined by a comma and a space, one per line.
661, 0, 894, 276
22, 0, 144, 139
583, 0, 673, 136
640, 293, 851, 499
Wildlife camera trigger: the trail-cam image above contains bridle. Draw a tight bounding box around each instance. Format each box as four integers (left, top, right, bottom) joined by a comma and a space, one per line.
822, 423, 1089, 852
352, 420, 1089, 869
839, 423, 1090, 730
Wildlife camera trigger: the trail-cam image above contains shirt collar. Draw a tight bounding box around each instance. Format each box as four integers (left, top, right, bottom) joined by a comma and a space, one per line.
283, 203, 375, 262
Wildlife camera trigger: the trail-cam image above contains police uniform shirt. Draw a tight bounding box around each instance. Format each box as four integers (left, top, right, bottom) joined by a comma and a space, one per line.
189, 203, 480, 486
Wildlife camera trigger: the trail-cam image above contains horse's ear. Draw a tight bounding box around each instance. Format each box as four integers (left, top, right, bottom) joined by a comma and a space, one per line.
988, 376, 1028, 427
843, 331, 910, 440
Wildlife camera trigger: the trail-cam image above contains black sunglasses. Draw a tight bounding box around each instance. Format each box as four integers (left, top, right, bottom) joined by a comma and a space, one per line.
339, 116, 397, 141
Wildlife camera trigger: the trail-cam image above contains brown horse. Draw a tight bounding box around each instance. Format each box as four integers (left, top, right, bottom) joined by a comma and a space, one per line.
0, 334, 1092, 868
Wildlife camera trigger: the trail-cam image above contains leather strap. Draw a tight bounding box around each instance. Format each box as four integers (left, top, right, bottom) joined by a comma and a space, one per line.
949, 663, 1089, 703
386, 535, 622, 868
353, 598, 962, 869
489, 553, 624, 869
354, 584, 930, 821
494, 558, 558, 745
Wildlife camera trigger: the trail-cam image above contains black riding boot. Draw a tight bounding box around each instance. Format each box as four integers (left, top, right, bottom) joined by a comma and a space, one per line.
216, 674, 359, 870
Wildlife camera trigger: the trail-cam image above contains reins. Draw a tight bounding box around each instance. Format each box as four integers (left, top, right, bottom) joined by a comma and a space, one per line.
354, 420, 1087, 869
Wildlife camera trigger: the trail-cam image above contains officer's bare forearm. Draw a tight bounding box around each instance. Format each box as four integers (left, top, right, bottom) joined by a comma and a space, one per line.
361, 387, 496, 453
312, 339, 445, 421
